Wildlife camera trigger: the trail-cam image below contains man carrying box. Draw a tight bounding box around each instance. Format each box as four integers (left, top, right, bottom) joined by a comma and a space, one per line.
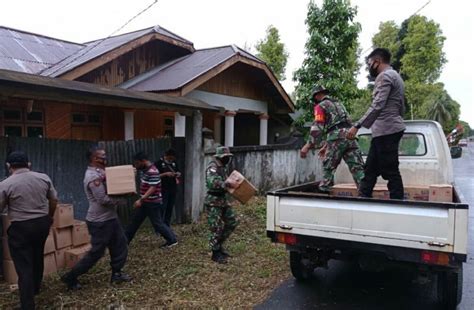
125, 152, 178, 248
0, 151, 58, 310
205, 146, 239, 264
61, 146, 131, 290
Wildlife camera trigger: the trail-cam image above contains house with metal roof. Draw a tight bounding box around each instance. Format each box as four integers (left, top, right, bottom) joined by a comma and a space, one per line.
0, 24, 294, 146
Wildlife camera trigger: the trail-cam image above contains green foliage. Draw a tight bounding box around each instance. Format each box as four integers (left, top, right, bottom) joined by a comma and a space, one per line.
255, 25, 289, 81
349, 87, 371, 120
372, 21, 401, 59
370, 15, 455, 129
293, 0, 362, 128
459, 120, 472, 138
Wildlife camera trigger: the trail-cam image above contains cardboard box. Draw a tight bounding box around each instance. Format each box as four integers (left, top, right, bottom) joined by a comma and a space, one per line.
53, 204, 74, 228
44, 231, 55, 254
429, 184, 453, 203
53, 227, 72, 249
65, 244, 91, 269
405, 185, 429, 201
72, 221, 90, 247
226, 170, 257, 204
2, 237, 11, 260
2, 214, 11, 235
105, 165, 137, 195
43, 252, 57, 276
55, 246, 72, 270
3, 260, 18, 284
330, 183, 359, 197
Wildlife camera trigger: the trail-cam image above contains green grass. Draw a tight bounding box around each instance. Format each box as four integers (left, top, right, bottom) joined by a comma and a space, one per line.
0, 197, 290, 309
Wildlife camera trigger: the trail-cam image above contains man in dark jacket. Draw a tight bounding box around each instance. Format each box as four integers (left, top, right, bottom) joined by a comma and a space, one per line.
156, 148, 181, 227
347, 48, 406, 199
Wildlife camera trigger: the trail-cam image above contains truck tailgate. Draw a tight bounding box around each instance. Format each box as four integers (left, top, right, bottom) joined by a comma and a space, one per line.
274, 195, 457, 251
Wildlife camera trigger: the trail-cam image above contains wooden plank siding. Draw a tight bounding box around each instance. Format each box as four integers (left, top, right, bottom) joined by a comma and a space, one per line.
196, 62, 269, 102
76, 40, 191, 87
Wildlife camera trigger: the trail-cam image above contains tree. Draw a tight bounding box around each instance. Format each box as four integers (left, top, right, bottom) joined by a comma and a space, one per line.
255, 25, 289, 81
293, 0, 362, 127
370, 15, 452, 127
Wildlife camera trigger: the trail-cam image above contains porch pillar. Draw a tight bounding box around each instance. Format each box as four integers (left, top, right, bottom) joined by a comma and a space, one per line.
174, 112, 186, 137
124, 110, 134, 141
259, 113, 269, 145
224, 110, 236, 147
214, 114, 222, 144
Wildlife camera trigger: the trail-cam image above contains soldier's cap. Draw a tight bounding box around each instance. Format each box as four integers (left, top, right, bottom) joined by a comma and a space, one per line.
311, 85, 329, 98
6, 151, 28, 164
214, 146, 233, 159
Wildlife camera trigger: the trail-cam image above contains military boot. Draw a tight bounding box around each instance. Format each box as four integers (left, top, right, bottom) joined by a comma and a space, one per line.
211, 250, 227, 264
61, 273, 82, 290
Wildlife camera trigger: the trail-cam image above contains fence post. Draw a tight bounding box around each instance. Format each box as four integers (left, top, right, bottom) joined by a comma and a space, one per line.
184, 110, 204, 222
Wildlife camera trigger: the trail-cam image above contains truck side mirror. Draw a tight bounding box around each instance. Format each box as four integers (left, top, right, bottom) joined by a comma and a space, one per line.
450, 146, 462, 159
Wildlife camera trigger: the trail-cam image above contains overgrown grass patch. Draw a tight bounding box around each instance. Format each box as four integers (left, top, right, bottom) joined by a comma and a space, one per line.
0, 197, 290, 308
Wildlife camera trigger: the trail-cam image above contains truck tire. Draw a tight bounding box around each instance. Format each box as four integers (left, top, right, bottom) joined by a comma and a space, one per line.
437, 267, 463, 309
289, 251, 312, 281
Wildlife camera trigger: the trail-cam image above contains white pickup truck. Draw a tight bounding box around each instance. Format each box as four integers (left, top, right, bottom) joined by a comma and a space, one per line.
266, 121, 468, 309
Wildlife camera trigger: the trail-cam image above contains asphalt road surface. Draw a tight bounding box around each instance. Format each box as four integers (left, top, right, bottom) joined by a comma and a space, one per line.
256, 144, 474, 310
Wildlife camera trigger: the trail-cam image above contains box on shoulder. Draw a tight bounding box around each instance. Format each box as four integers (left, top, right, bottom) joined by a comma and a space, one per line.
226, 170, 257, 204
105, 165, 137, 195
53, 204, 74, 228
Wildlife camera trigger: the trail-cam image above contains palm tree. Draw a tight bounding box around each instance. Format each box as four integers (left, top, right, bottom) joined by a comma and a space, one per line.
426, 91, 452, 126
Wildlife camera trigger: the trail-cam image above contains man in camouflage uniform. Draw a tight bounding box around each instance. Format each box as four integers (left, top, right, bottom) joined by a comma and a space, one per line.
205, 146, 238, 264
300, 85, 365, 192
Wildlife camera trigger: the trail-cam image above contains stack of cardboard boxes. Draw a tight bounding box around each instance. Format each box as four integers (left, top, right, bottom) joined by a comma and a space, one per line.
330, 183, 453, 203
2, 204, 92, 284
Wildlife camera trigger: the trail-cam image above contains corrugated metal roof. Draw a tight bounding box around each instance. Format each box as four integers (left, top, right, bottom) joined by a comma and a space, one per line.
41, 25, 194, 78
120, 45, 264, 92
0, 26, 83, 74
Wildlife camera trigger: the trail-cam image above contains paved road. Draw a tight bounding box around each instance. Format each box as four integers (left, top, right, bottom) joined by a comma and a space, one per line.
257, 144, 474, 310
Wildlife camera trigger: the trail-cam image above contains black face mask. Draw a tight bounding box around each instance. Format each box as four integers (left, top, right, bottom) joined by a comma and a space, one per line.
220, 157, 231, 166
369, 62, 379, 78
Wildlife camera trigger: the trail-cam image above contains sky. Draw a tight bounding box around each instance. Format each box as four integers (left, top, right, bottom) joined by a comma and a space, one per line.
1, 0, 473, 126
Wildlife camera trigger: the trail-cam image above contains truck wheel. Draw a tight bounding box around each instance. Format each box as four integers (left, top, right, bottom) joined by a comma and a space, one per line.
437, 267, 463, 309
289, 251, 313, 281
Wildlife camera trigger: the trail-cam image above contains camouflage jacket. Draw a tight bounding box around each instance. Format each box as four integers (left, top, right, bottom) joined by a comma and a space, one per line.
310, 96, 352, 147
205, 161, 229, 207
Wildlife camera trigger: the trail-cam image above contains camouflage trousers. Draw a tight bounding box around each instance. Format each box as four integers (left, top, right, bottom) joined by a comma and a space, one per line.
205, 203, 238, 251
319, 138, 365, 192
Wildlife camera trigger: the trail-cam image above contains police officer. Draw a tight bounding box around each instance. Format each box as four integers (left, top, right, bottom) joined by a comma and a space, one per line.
205, 146, 238, 264
0, 151, 58, 310
61, 146, 131, 290
300, 85, 365, 192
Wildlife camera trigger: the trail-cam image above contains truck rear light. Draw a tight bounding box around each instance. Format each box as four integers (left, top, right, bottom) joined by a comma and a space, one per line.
421, 251, 450, 266
276, 233, 297, 245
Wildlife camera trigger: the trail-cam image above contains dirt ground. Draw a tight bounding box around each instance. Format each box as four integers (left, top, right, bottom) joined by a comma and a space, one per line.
0, 197, 290, 309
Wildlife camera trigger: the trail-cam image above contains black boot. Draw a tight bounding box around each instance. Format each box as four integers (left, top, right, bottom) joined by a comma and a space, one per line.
220, 247, 232, 258
111, 271, 133, 284
212, 250, 227, 264
61, 273, 82, 290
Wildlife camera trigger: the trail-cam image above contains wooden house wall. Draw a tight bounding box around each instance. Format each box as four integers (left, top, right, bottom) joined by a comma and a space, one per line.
76, 41, 191, 87
196, 62, 268, 102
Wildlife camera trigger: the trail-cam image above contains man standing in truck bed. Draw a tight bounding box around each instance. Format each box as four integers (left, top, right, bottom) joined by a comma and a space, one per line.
300, 85, 365, 192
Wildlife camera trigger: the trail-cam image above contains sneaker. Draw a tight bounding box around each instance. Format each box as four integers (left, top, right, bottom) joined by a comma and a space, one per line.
160, 241, 178, 249
211, 250, 227, 264
61, 273, 82, 290
111, 271, 133, 284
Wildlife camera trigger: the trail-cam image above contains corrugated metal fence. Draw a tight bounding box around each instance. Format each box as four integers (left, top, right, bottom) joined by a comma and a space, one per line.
1, 137, 186, 224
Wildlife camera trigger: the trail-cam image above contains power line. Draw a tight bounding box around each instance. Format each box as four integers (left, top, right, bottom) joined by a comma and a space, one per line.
46, 0, 159, 77
361, 0, 432, 56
